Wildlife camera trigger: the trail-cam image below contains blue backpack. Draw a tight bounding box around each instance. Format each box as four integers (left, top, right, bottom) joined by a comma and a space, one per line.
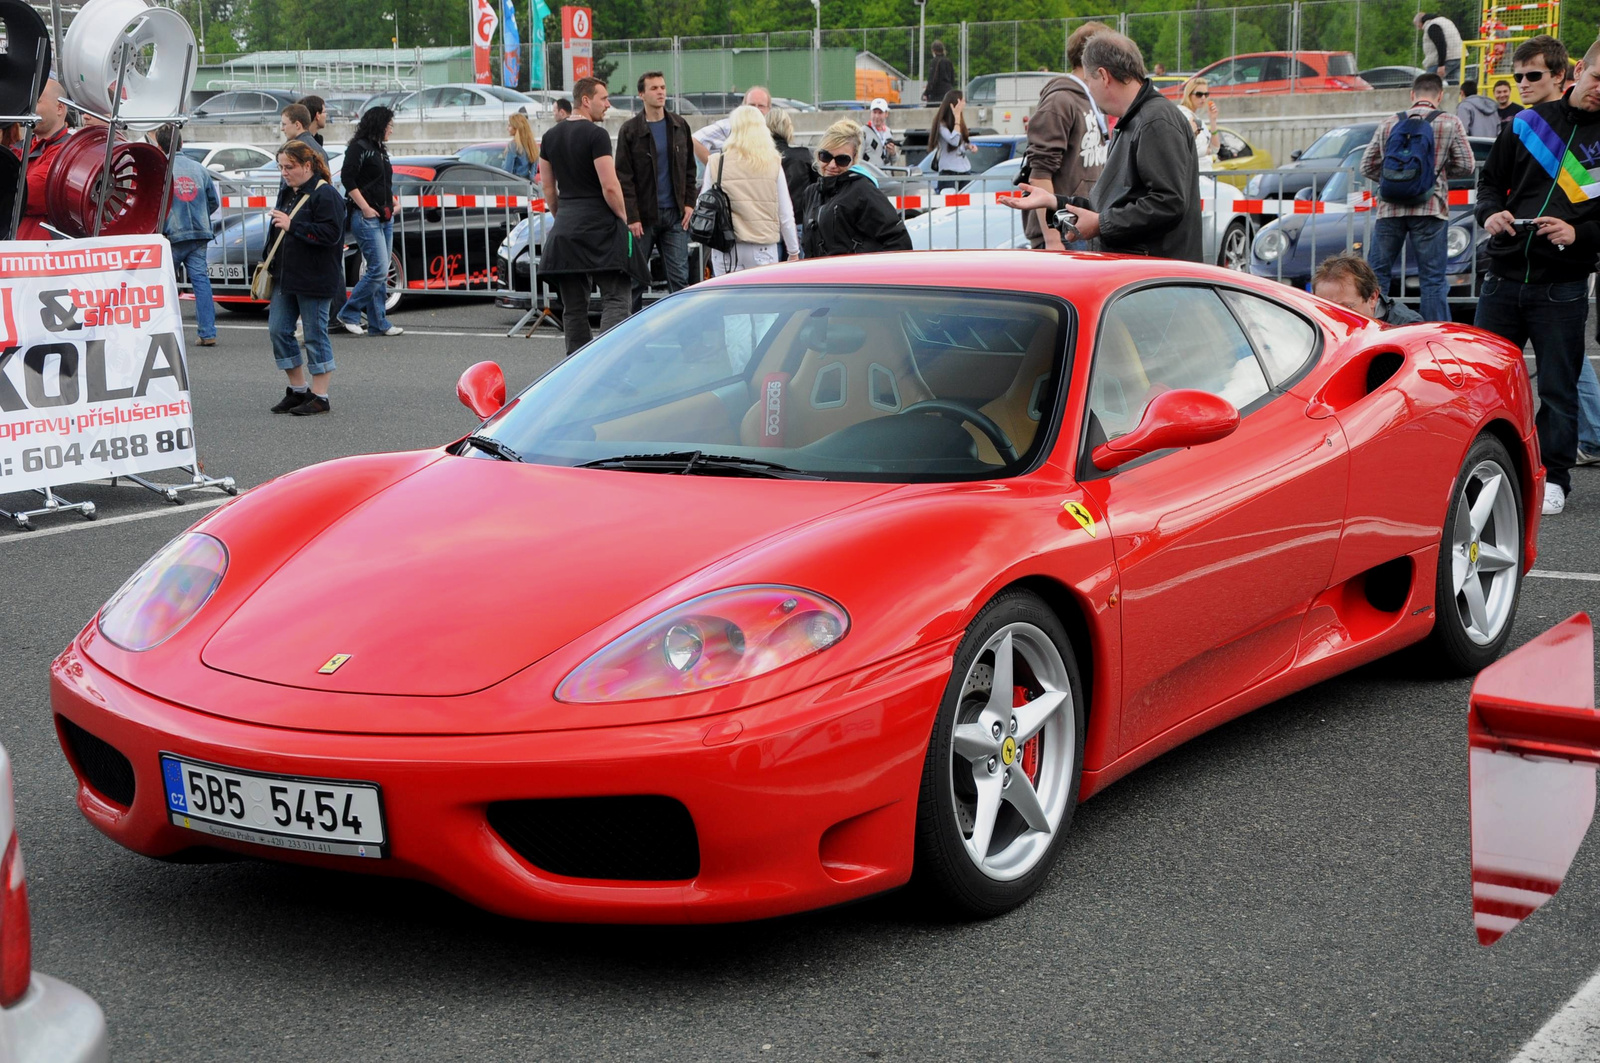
1378, 110, 1442, 205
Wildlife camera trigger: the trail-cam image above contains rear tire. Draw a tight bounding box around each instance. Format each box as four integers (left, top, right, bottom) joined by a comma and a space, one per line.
1423, 434, 1524, 674
1218, 218, 1251, 271
913, 590, 1084, 918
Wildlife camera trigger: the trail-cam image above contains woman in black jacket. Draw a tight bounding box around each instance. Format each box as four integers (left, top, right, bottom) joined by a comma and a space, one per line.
800, 119, 912, 259
337, 106, 401, 337
267, 139, 346, 416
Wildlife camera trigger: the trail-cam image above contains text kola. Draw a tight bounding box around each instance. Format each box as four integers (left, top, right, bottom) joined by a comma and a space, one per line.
0, 332, 188, 412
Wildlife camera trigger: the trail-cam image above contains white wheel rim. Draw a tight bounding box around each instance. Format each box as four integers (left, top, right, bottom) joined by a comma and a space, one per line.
1449, 458, 1520, 646
1221, 224, 1249, 270
947, 622, 1074, 882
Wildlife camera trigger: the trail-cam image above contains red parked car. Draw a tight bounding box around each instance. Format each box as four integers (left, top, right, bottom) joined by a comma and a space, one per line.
1162, 51, 1372, 97
52, 252, 1536, 924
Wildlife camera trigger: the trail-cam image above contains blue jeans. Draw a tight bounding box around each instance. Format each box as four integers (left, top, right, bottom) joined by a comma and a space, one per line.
636, 217, 691, 294
338, 213, 394, 335
1474, 272, 1588, 492
269, 290, 336, 376
171, 238, 215, 340
1368, 214, 1450, 322
1577, 356, 1600, 452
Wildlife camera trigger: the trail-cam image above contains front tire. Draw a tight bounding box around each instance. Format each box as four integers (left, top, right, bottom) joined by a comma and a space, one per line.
1424, 434, 1524, 673
914, 590, 1084, 918
1218, 218, 1251, 271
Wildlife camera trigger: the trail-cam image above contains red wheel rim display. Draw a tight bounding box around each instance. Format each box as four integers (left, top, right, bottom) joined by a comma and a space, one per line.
44, 127, 168, 238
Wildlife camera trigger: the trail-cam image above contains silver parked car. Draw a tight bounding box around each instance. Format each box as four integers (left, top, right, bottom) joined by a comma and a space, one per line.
0, 744, 108, 1063
903, 159, 1255, 271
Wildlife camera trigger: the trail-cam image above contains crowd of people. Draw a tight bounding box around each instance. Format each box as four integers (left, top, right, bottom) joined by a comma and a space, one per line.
6, 21, 1594, 512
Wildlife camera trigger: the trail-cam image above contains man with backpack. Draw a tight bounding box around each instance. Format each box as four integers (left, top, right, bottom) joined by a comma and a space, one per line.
1358, 72, 1474, 322
1472, 38, 1600, 515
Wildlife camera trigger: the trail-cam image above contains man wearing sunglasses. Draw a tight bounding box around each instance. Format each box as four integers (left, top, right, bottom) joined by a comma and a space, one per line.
1473, 36, 1600, 515
1511, 35, 1568, 108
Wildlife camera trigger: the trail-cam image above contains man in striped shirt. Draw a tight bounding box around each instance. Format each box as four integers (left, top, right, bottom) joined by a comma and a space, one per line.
1359, 72, 1475, 322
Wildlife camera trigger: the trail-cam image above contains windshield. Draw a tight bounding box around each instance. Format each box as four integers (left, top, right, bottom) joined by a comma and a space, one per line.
1318, 149, 1371, 202
475, 287, 1067, 482
1301, 126, 1364, 161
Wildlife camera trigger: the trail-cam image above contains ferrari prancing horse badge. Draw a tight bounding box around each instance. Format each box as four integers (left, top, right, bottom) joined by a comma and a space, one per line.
1062, 501, 1097, 537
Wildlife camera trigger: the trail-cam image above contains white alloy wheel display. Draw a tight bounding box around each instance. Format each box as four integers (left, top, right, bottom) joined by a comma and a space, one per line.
1448, 458, 1520, 646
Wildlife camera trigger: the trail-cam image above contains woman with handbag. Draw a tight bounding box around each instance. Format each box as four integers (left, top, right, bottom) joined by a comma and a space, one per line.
699, 105, 799, 275
264, 139, 346, 416
927, 90, 977, 188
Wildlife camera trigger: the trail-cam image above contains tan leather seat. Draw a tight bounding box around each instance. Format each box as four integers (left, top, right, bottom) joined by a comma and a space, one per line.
972, 318, 1059, 464
739, 315, 933, 447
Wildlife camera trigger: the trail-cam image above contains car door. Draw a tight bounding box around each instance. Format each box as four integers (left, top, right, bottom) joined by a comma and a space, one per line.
1075, 284, 1348, 755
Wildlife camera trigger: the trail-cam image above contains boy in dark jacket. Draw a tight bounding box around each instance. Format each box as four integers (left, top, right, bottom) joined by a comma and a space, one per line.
1063, 32, 1201, 262
1473, 38, 1600, 515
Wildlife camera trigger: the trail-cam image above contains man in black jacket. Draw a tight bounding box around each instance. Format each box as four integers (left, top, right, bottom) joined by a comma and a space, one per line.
1473, 38, 1600, 516
923, 40, 955, 104
1059, 32, 1200, 262
616, 70, 696, 300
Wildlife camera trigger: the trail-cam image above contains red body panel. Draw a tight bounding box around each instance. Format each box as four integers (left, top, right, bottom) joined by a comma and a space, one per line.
52, 252, 1541, 921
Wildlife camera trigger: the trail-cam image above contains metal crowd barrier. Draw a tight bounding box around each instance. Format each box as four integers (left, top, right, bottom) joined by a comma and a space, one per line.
190, 172, 542, 314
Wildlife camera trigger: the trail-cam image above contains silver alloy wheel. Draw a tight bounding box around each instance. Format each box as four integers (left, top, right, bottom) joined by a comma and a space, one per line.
1220, 220, 1250, 271
1450, 458, 1520, 646
948, 623, 1075, 882
384, 251, 403, 312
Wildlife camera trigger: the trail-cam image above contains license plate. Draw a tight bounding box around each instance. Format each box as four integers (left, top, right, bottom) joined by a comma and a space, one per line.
208, 263, 244, 280
160, 754, 386, 858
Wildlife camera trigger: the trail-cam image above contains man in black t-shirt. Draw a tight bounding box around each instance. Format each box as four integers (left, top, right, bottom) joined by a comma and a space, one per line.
538, 77, 633, 354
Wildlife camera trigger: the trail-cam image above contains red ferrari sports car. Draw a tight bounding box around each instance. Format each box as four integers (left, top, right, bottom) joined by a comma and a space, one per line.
51, 252, 1540, 923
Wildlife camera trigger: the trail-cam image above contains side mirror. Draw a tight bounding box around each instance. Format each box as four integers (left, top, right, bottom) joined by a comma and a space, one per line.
1294, 185, 1315, 201
207, 162, 224, 172
456, 361, 506, 419
1290, 149, 1303, 160
1091, 388, 1239, 471
1468, 613, 1596, 946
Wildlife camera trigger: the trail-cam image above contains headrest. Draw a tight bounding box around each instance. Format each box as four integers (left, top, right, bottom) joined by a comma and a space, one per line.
798, 318, 868, 355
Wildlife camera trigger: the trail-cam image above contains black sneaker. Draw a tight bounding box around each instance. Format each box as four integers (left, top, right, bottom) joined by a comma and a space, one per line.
289, 393, 331, 416
271, 386, 306, 414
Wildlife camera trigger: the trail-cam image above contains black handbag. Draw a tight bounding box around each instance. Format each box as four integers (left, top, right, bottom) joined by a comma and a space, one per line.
690, 154, 737, 252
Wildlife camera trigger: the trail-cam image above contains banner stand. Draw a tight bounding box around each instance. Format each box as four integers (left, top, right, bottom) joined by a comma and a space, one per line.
119, 464, 236, 504
0, 487, 96, 530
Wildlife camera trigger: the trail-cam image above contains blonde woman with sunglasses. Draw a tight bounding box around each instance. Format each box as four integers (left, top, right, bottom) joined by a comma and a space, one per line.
798, 119, 912, 258
1178, 77, 1220, 171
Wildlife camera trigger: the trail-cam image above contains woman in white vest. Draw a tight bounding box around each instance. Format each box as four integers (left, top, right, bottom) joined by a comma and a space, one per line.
701, 105, 801, 275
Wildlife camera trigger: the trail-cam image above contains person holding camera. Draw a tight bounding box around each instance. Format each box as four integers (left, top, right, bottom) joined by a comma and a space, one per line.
1473, 39, 1600, 515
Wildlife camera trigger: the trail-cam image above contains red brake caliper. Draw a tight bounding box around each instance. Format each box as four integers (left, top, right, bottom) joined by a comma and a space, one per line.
1015, 685, 1041, 784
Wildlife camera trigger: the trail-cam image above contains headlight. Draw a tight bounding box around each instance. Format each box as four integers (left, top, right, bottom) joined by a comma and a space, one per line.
1254, 228, 1290, 263
556, 585, 849, 703
98, 533, 227, 651
1447, 225, 1470, 259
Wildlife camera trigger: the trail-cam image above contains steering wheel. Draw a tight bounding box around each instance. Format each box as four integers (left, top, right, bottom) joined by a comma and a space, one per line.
898, 400, 1019, 463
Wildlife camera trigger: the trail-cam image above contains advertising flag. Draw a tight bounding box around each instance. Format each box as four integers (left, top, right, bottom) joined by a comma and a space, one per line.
529, 0, 550, 89
502, 0, 521, 88
471, 0, 499, 85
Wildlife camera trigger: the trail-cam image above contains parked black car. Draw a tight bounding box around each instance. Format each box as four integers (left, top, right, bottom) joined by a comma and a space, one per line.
1244, 121, 1379, 200
1358, 66, 1426, 90
206, 157, 529, 311
190, 89, 302, 126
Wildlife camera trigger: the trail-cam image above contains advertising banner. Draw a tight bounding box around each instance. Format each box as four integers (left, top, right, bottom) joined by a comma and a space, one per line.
0, 236, 196, 496
472, 0, 499, 85
501, 0, 521, 88
530, 0, 550, 89
561, 6, 592, 87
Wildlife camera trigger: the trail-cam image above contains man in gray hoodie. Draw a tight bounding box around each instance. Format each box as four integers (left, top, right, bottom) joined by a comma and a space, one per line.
1022, 20, 1110, 249
1455, 80, 1501, 137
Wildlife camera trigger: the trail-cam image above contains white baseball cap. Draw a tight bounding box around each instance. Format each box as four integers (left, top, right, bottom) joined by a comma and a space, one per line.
870, 97, 889, 112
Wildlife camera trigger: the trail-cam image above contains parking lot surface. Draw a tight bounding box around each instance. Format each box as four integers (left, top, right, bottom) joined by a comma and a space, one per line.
3, 298, 1599, 1061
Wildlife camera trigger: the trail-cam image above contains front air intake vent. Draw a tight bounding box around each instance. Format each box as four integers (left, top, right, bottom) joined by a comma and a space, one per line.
57, 715, 135, 807
488, 796, 700, 881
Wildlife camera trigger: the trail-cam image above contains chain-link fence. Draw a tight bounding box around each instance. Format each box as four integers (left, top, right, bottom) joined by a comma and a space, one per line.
182, 0, 1518, 107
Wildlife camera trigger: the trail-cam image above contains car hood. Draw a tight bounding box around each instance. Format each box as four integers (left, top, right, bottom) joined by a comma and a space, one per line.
199, 456, 893, 698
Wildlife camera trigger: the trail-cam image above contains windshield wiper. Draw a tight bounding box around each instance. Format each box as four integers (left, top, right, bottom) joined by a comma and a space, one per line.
461, 435, 525, 463
577, 451, 825, 480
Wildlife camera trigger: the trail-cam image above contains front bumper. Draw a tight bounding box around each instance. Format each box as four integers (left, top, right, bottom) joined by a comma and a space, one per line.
51, 638, 952, 923
2, 974, 109, 1063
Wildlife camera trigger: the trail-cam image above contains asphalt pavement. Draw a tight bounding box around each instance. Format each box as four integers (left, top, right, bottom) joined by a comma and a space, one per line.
2, 297, 1599, 1062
